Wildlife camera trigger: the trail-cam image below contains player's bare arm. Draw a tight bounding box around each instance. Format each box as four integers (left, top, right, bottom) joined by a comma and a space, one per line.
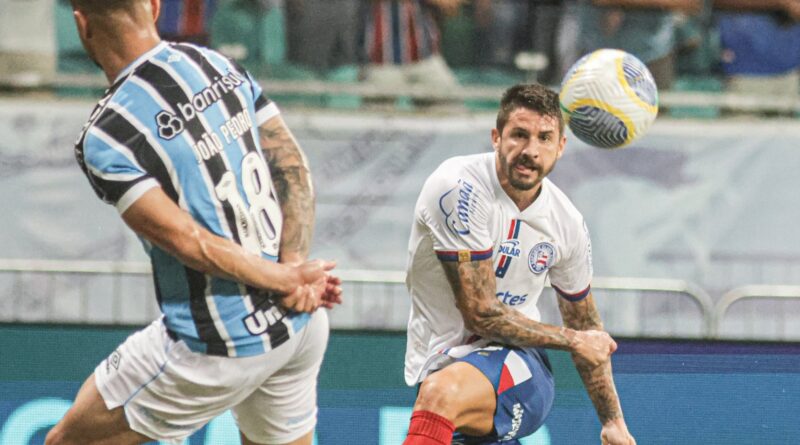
121, 186, 330, 303
558, 293, 635, 444
442, 259, 614, 367
258, 115, 314, 265
258, 115, 343, 308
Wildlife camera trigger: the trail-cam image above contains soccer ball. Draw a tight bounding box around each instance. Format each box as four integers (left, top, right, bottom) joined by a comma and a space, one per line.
559, 49, 659, 149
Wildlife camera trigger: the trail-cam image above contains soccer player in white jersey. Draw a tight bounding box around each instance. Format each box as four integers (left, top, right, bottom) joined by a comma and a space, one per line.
402, 84, 635, 445
46, 1, 341, 444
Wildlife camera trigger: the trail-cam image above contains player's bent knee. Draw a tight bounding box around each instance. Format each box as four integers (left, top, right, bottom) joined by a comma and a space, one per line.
44, 424, 69, 445
415, 372, 463, 415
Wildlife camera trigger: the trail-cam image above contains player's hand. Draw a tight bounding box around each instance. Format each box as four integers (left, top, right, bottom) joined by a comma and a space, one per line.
280, 260, 336, 313
600, 418, 635, 445
782, 0, 800, 21
320, 273, 343, 309
571, 329, 617, 367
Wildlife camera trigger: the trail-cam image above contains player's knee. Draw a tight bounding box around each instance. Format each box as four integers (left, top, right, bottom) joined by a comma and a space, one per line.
415, 372, 463, 416
44, 424, 68, 445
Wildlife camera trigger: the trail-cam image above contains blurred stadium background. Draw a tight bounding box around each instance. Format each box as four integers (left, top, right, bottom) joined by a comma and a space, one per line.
1, 0, 799, 444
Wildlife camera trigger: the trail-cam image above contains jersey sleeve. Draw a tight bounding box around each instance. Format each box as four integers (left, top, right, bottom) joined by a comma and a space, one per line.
416, 168, 493, 262
80, 127, 159, 214
235, 62, 279, 126
548, 219, 594, 302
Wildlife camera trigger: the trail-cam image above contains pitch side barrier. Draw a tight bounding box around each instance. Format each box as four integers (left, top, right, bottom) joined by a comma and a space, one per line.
0, 258, 734, 339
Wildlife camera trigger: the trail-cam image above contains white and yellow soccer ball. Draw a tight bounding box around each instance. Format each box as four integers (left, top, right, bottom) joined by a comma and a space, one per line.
559, 49, 659, 149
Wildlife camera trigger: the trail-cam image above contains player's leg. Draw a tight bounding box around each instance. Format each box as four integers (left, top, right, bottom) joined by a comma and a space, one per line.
240, 429, 314, 445
234, 310, 329, 445
45, 374, 153, 445
403, 361, 496, 445
406, 346, 555, 445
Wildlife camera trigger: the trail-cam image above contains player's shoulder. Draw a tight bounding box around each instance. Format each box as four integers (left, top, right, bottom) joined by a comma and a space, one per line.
423, 152, 495, 194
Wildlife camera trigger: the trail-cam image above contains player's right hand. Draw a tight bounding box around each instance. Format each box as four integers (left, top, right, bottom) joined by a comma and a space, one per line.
600, 418, 636, 445
571, 329, 617, 368
281, 260, 339, 313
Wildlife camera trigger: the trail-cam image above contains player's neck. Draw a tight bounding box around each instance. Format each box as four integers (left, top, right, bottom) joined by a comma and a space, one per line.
500, 180, 542, 212
99, 32, 161, 84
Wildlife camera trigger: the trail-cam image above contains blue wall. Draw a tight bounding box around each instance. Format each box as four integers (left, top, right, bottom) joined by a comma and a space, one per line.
1, 325, 799, 444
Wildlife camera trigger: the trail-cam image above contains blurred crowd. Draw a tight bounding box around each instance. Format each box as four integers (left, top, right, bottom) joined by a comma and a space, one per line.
144, 1, 800, 96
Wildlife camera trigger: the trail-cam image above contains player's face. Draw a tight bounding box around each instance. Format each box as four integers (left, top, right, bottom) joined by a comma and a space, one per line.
492, 108, 566, 192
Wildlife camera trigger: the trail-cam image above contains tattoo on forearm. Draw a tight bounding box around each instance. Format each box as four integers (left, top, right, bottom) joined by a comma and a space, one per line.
442, 260, 574, 350
559, 296, 623, 423
259, 120, 314, 260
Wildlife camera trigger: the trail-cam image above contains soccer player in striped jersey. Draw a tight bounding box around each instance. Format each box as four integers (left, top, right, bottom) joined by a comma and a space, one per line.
402, 85, 635, 445
46, 1, 341, 444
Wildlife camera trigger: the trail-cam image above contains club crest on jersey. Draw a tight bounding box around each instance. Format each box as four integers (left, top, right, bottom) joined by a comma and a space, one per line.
528, 242, 555, 274
439, 179, 475, 236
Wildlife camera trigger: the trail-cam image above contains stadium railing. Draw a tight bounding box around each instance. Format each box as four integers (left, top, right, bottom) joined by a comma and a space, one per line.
1, 73, 799, 115
0, 258, 733, 339
713, 284, 800, 341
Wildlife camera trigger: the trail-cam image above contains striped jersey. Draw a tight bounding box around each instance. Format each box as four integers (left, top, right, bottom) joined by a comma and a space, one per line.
404, 152, 593, 385
363, 0, 441, 64
74, 41, 310, 358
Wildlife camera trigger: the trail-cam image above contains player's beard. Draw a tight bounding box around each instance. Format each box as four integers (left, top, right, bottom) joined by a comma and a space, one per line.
503, 154, 550, 191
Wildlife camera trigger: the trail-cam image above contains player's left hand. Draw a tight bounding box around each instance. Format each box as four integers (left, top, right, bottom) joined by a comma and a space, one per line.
600, 418, 635, 445
320, 274, 343, 309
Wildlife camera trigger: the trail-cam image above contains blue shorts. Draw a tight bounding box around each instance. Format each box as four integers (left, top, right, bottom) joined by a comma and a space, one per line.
451, 346, 555, 445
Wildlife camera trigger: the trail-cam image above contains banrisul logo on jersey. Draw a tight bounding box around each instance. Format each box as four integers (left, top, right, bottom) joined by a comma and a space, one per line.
495, 219, 522, 278
439, 179, 475, 236
528, 242, 556, 274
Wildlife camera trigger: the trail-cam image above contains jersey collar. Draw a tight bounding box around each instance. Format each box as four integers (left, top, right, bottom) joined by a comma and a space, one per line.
113, 41, 168, 84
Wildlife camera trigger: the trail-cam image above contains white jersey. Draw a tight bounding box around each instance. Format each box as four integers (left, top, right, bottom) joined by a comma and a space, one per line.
404, 152, 593, 385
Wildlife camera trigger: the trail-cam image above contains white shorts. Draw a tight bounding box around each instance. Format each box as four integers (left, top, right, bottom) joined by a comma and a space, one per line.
94, 310, 329, 444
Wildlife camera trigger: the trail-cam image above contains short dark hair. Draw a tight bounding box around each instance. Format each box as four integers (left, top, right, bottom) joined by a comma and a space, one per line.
496, 84, 564, 135
69, 0, 138, 14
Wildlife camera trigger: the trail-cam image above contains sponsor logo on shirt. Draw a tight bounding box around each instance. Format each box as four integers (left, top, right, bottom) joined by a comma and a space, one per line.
438, 179, 475, 236
528, 242, 556, 274
243, 305, 286, 335
498, 240, 521, 258
496, 290, 528, 306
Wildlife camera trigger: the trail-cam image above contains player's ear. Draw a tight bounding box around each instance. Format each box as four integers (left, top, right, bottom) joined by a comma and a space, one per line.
491, 127, 500, 151
73, 9, 91, 42
556, 133, 566, 159
149, 0, 161, 22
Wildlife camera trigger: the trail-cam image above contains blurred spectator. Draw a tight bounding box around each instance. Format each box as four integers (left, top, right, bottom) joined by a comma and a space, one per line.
530, 0, 568, 85
158, 0, 216, 45
713, 0, 800, 98
210, 0, 286, 73
577, 0, 702, 90
473, 0, 528, 69
286, 0, 359, 72
359, 0, 464, 106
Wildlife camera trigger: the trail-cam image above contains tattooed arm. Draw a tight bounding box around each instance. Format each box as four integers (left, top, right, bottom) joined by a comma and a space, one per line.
441, 259, 616, 366
558, 293, 635, 445
258, 115, 315, 265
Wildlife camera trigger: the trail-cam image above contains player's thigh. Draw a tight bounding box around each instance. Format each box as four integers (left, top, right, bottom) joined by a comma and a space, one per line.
415, 361, 497, 436
234, 310, 329, 445
454, 347, 555, 444
46, 374, 152, 445
94, 319, 276, 444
